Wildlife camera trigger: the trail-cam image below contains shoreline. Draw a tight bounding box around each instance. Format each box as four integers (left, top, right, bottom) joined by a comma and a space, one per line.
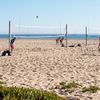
0, 33, 100, 40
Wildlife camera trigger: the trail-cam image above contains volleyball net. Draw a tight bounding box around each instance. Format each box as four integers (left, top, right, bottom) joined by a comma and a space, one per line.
11, 24, 66, 39
9, 22, 100, 46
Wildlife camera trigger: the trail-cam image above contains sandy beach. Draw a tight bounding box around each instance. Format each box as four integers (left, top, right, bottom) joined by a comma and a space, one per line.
0, 39, 100, 100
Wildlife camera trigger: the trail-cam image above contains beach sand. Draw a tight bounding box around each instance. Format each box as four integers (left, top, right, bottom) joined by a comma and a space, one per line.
0, 39, 100, 100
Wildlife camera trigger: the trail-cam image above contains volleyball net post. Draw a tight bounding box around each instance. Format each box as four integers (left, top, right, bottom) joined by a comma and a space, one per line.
65, 24, 68, 47
85, 26, 88, 46
9, 20, 11, 52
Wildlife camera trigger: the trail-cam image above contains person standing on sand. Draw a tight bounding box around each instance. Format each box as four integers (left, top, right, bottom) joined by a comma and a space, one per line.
98, 37, 100, 51
10, 37, 16, 52
60, 37, 64, 45
56, 37, 61, 44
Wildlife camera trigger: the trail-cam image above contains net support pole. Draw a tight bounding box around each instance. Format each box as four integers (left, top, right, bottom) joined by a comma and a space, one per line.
9, 20, 11, 52
66, 24, 68, 47
85, 26, 88, 46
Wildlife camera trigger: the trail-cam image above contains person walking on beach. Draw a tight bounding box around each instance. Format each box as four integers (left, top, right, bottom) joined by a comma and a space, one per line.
56, 37, 61, 44
60, 37, 64, 45
10, 37, 16, 52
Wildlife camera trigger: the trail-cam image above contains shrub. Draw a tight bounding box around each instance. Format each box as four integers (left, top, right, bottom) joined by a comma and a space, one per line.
60, 81, 81, 89
82, 86, 100, 93
0, 85, 65, 100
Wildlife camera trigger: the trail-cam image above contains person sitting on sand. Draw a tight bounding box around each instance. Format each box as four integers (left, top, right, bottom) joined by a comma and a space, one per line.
60, 37, 64, 45
56, 37, 61, 44
10, 37, 16, 52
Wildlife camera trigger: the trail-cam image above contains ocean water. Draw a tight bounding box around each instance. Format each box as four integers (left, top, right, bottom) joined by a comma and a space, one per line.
0, 34, 100, 39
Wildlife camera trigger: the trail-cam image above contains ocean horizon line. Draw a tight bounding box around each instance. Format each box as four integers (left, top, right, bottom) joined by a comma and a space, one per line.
0, 33, 100, 39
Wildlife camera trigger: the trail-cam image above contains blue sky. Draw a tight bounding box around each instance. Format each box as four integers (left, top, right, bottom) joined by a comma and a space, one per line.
0, 0, 100, 34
